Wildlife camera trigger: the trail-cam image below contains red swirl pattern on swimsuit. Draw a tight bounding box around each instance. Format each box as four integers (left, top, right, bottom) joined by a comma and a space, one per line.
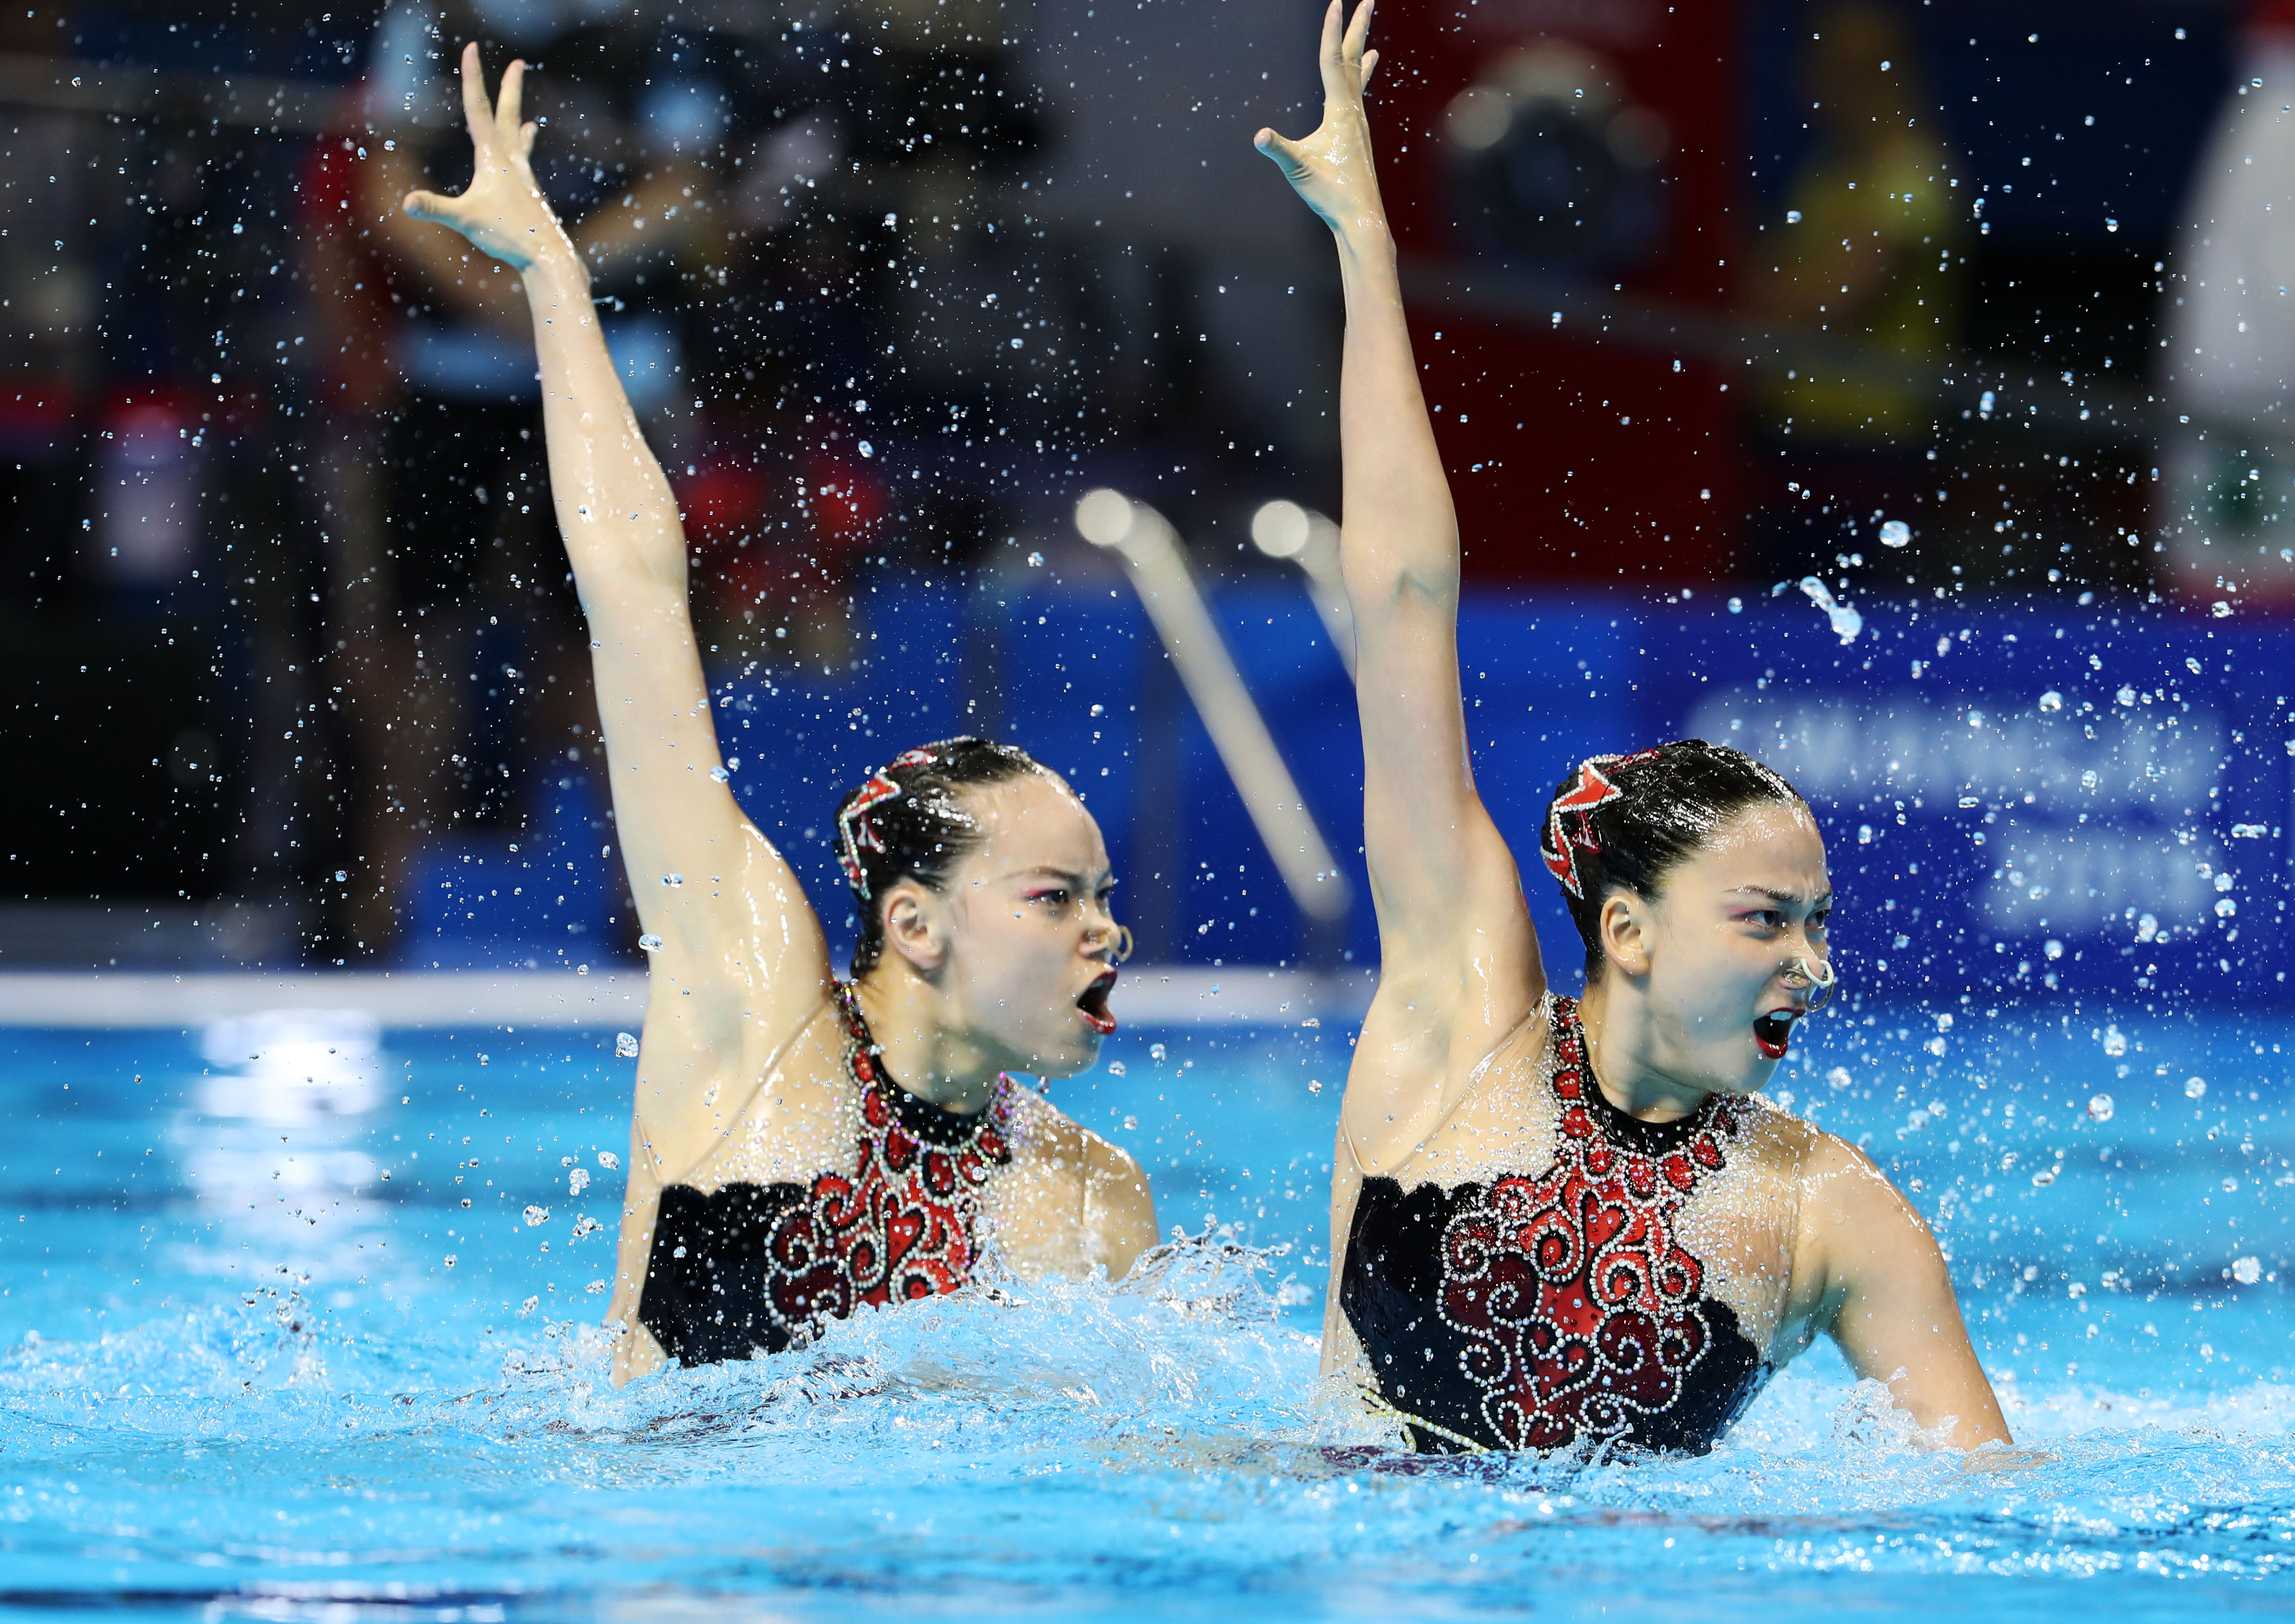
762, 989, 1012, 1339
1438, 996, 1748, 1452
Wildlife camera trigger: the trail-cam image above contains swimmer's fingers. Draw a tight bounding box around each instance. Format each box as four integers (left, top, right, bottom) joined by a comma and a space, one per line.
400, 184, 496, 252
459, 41, 494, 150
1253, 126, 1311, 183
1315, 0, 1345, 81
496, 55, 527, 141
1339, 0, 1376, 79
401, 188, 451, 226
1362, 47, 1379, 88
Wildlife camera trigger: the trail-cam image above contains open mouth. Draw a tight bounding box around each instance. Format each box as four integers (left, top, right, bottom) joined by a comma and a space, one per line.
1076, 970, 1118, 1036
1752, 1009, 1801, 1061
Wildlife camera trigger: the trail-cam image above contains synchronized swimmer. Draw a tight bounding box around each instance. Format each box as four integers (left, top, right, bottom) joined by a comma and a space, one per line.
403, 9, 2009, 1455
404, 46, 1156, 1387
1254, 0, 2008, 1454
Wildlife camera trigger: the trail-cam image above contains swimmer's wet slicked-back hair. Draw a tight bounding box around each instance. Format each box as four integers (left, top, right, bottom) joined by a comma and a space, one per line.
834, 736, 1058, 978
1540, 739, 1806, 981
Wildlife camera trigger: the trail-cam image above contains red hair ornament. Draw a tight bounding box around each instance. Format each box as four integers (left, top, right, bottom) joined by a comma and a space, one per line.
1539, 749, 1660, 899
836, 747, 940, 898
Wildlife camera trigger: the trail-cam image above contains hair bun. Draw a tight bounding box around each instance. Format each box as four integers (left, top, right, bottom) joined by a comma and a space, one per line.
831, 737, 1055, 976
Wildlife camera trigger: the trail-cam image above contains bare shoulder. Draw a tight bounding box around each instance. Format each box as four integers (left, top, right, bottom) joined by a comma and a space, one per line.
997, 1087, 1157, 1278
1789, 1124, 1949, 1318
1798, 1127, 1925, 1226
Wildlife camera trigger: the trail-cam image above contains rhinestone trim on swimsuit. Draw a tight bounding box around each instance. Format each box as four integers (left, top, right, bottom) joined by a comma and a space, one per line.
1433, 996, 1750, 1451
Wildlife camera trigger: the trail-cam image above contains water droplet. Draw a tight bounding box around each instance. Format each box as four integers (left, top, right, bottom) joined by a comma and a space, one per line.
1878, 518, 1911, 547
1027, 551, 1044, 567
1107, 1060, 1126, 1076
2087, 1093, 2114, 1122
662, 874, 684, 888
2212, 600, 2233, 619
2234, 1256, 2263, 1284
1727, 596, 1743, 614
2031, 1168, 2057, 1188
638, 934, 664, 952
1122, 1115, 1139, 1131
1786, 209, 1803, 224
1308, 1079, 1324, 1094
569, 1167, 591, 1194
2038, 691, 2063, 712
1149, 1043, 1167, 1062
858, 441, 874, 457
598, 1151, 621, 1170
2101, 1026, 2128, 1056
709, 765, 730, 783
1826, 1066, 1852, 1091
615, 1031, 640, 1058
1978, 389, 1996, 417
333, 869, 348, 882
1009, 337, 1024, 349
2186, 1075, 2208, 1099
2117, 686, 2138, 706
523, 1205, 550, 1227
1796, 576, 1861, 643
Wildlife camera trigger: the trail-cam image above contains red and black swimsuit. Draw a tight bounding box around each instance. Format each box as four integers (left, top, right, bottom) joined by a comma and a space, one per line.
637, 986, 1012, 1366
1340, 996, 1770, 1455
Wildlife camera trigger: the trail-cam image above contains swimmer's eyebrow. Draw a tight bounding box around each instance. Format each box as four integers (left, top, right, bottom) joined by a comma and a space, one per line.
1729, 885, 1833, 908
1001, 865, 1117, 888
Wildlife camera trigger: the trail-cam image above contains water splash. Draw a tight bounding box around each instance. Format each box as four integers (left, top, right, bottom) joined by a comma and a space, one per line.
1797, 576, 1864, 643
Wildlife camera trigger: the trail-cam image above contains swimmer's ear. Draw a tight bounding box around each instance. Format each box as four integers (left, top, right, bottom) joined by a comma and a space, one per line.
1597, 891, 1654, 980
880, 881, 951, 974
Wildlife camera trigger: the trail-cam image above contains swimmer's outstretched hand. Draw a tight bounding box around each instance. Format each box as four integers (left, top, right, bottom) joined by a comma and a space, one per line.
402, 43, 574, 275
1253, 0, 1385, 237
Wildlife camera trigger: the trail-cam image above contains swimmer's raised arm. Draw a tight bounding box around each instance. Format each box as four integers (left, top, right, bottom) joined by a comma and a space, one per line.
1256, 1, 1539, 1156
1796, 1134, 2012, 1449
403, 48, 830, 1094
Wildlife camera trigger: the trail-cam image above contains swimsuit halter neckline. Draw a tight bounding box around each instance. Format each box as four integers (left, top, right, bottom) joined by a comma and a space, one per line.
832, 981, 1012, 1152
1556, 996, 1730, 1158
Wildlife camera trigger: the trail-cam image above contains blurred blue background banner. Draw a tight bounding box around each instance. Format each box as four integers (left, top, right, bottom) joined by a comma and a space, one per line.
398, 577, 2291, 1008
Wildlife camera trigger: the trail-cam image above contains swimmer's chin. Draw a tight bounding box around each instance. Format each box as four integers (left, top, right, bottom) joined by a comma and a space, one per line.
1021, 1029, 1107, 1081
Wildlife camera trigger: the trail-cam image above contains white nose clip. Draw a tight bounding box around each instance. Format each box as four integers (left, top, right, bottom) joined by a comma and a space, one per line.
1781, 955, 1836, 1012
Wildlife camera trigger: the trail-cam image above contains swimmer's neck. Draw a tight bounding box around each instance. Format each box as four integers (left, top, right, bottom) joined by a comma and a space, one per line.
1574, 979, 1709, 1126
849, 970, 1002, 1116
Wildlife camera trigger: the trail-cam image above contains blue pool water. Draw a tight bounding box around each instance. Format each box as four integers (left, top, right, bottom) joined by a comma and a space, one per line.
4, 998, 2294, 1620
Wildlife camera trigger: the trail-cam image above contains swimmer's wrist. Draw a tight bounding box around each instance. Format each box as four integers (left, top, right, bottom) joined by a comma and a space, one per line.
520, 243, 591, 300
1333, 215, 1398, 276
1332, 208, 1395, 252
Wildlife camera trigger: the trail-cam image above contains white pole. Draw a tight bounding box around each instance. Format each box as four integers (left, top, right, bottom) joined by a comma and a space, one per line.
1250, 499, 1355, 677
1075, 490, 1352, 923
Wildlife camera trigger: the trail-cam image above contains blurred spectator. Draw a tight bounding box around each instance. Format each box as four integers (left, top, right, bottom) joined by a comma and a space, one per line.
1746, 2, 1963, 573
316, 0, 742, 954
2160, 0, 2295, 608
0, 8, 99, 620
